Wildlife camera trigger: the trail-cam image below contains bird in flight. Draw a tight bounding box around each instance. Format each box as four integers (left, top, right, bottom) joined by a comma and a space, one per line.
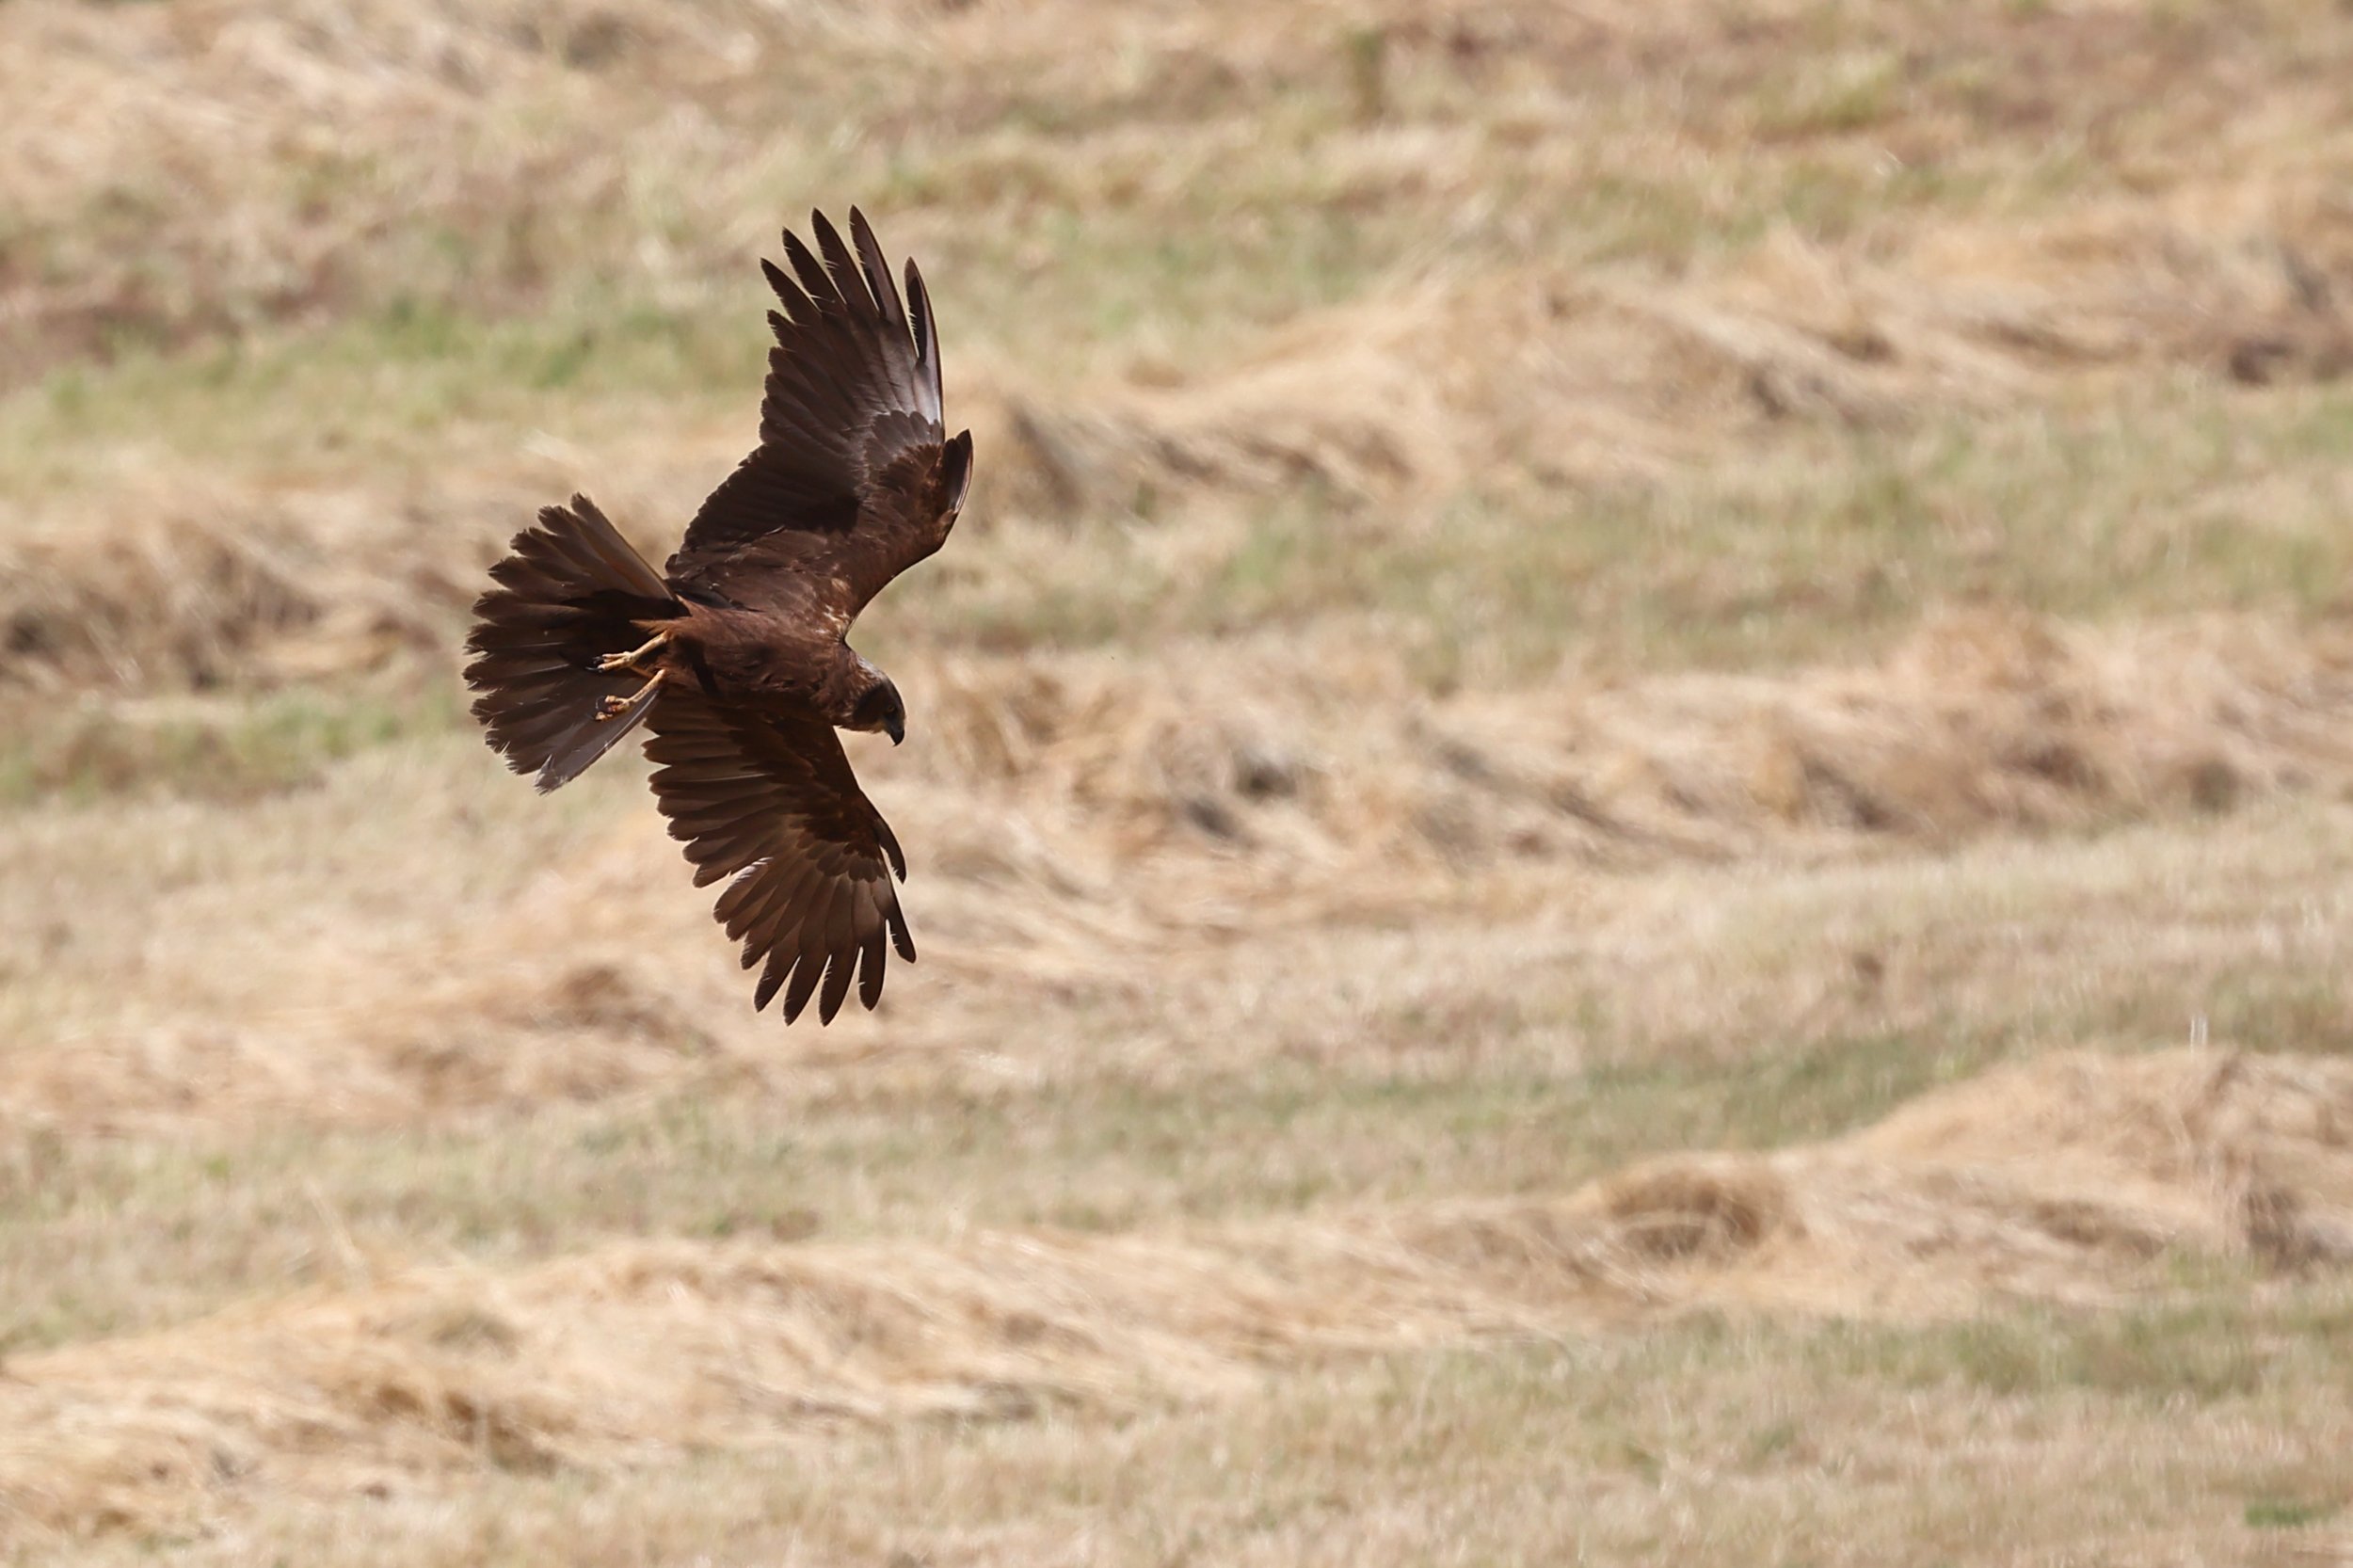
463, 209, 973, 1023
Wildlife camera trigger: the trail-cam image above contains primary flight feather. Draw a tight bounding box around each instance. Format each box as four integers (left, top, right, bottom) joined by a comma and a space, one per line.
463, 208, 973, 1023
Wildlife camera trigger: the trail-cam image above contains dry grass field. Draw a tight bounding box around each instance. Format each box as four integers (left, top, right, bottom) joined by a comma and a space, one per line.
6, 0, 2353, 1561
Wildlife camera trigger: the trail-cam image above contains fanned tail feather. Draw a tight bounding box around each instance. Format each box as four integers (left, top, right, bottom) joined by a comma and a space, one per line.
463, 494, 680, 792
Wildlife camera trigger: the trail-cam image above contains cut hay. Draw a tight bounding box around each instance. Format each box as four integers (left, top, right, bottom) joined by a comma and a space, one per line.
4, 1046, 2346, 1539
903, 605, 2353, 872
6, 609, 2352, 1132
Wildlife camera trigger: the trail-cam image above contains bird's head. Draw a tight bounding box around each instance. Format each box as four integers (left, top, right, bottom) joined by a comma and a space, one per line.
849, 675, 906, 745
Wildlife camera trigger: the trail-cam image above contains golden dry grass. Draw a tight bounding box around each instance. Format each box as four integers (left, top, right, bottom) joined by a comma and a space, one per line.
7, 1048, 2352, 1540
6, 0, 2353, 1561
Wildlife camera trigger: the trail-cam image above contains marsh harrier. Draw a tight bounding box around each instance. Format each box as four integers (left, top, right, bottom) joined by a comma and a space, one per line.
464, 209, 972, 1022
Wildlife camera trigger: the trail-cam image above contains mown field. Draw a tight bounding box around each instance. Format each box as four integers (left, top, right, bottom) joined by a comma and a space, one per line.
5, 1, 2353, 1562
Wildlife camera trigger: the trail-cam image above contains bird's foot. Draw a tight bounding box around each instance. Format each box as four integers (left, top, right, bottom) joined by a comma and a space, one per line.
594, 670, 664, 723
596, 630, 670, 677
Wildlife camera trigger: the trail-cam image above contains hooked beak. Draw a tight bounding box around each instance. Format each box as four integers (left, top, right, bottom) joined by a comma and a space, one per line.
884, 712, 904, 745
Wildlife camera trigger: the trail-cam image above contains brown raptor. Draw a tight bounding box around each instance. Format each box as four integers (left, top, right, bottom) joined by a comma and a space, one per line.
463, 208, 973, 1023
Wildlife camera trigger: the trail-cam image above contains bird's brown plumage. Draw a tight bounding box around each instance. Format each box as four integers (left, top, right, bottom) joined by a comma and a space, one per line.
462, 208, 971, 1023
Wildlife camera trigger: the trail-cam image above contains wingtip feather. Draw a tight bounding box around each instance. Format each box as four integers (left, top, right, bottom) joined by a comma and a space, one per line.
818, 949, 855, 1025
848, 207, 907, 327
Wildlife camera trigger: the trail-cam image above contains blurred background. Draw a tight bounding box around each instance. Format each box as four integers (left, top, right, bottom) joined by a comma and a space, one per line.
5, 0, 2353, 1561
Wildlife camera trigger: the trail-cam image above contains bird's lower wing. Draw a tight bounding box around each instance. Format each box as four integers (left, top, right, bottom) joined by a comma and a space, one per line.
642, 692, 912, 1023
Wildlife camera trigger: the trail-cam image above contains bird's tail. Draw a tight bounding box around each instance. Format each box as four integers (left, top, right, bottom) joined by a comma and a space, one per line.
463, 494, 681, 792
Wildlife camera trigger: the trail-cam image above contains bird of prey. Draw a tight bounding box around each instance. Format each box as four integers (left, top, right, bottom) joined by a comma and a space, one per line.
463, 209, 973, 1023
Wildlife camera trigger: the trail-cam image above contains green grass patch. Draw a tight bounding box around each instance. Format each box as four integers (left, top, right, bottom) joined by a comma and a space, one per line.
2247, 1496, 2343, 1528
1809, 1286, 2353, 1407
0, 1016, 2043, 1352
0, 294, 760, 494
1138, 379, 2353, 681
0, 683, 463, 806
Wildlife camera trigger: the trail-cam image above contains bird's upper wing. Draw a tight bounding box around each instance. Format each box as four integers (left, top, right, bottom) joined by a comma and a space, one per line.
642, 689, 913, 1023
665, 208, 971, 618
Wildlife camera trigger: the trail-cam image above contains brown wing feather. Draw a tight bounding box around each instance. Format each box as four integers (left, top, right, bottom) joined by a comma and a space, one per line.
643, 690, 913, 1023
666, 207, 968, 619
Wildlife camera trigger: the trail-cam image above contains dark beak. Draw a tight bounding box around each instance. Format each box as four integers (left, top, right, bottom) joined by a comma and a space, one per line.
885, 712, 904, 745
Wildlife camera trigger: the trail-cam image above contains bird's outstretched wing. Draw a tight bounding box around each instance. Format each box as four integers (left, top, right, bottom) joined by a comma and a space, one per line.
643, 690, 913, 1023
666, 207, 973, 618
